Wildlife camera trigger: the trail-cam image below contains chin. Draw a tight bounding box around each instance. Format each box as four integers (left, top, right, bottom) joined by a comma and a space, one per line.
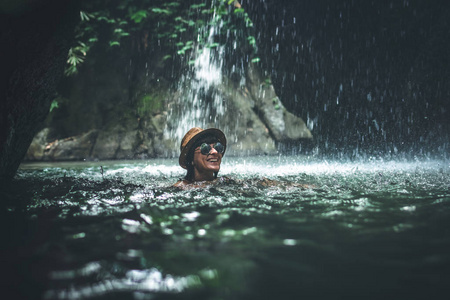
209, 167, 220, 173
206, 161, 221, 170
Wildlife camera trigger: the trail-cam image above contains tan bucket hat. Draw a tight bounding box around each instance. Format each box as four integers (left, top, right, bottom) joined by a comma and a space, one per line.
179, 127, 227, 169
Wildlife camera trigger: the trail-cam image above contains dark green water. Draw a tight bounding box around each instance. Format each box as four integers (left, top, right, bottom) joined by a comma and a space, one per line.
3, 157, 450, 299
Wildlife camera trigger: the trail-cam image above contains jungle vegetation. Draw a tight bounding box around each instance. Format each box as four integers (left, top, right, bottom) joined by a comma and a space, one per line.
66, 0, 258, 76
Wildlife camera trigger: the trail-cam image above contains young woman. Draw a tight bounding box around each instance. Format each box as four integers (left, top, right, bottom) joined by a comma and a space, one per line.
174, 127, 227, 189
173, 127, 313, 190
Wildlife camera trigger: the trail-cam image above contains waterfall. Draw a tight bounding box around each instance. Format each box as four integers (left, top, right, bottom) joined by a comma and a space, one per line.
166, 10, 228, 143
163, 0, 312, 157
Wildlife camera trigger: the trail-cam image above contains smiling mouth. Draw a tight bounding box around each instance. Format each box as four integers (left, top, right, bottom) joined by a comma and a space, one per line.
207, 158, 218, 162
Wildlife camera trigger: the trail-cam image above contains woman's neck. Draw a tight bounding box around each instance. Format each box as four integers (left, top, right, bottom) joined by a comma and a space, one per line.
194, 171, 215, 182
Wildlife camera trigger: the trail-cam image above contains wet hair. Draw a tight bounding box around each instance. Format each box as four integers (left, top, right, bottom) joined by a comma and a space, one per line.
184, 135, 220, 182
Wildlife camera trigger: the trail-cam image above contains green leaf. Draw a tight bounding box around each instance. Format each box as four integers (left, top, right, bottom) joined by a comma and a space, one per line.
49, 99, 59, 112
190, 3, 206, 9
234, 8, 245, 14
152, 8, 172, 15
130, 10, 147, 23
217, 6, 228, 15
80, 11, 92, 21
181, 45, 193, 51
64, 65, 78, 76
109, 41, 120, 47
114, 28, 129, 37
157, 32, 169, 38
207, 42, 220, 48
251, 57, 260, 63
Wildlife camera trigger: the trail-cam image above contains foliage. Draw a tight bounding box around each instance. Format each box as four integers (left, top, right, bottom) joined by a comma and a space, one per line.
137, 92, 165, 116
49, 99, 59, 112
65, 0, 258, 75
65, 41, 89, 76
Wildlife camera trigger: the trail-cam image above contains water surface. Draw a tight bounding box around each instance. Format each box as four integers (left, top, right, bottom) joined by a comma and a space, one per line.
4, 157, 450, 299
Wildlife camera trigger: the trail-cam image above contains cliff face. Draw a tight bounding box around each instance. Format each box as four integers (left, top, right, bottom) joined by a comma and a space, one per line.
24, 51, 312, 161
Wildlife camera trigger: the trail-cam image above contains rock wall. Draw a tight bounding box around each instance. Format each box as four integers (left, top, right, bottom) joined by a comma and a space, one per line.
25, 57, 312, 161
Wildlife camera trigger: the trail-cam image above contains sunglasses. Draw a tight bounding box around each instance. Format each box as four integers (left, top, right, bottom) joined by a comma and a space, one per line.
198, 142, 225, 155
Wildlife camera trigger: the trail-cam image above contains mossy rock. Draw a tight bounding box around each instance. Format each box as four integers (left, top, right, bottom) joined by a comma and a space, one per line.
137, 91, 167, 117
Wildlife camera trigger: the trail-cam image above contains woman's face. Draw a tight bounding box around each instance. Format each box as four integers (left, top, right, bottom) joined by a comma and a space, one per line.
193, 143, 222, 179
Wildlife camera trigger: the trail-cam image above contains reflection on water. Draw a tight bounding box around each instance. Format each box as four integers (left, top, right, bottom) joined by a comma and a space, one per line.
3, 157, 450, 299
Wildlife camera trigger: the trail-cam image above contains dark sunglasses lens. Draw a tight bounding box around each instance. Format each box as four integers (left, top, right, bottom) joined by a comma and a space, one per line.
200, 143, 211, 155
214, 142, 224, 153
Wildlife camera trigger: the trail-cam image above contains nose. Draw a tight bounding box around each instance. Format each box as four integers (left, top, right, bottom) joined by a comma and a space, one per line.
209, 146, 218, 154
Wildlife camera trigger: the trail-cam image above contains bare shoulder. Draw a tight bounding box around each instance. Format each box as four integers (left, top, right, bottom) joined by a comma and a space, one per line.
173, 179, 209, 189
173, 180, 190, 189
173, 177, 233, 189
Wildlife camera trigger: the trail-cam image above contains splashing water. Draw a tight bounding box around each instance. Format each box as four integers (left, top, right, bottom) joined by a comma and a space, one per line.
4, 157, 450, 299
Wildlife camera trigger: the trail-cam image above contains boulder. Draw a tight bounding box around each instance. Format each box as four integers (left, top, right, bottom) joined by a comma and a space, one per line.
141, 113, 177, 158
246, 64, 312, 141
91, 128, 120, 160
216, 79, 277, 156
25, 128, 51, 161
43, 130, 98, 161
